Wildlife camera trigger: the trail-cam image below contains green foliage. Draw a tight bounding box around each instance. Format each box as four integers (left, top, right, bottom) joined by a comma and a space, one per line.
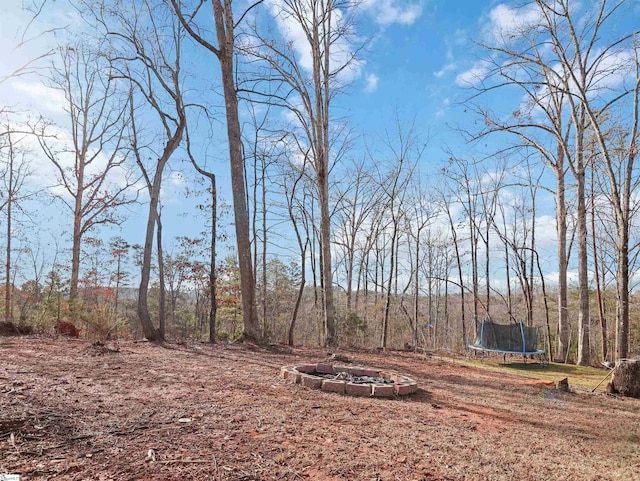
171, 306, 199, 341
338, 311, 367, 345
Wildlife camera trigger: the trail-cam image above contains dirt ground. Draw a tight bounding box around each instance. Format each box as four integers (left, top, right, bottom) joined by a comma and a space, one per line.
1, 337, 639, 481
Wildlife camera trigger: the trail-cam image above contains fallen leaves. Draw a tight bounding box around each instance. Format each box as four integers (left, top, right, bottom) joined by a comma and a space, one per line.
1, 338, 639, 481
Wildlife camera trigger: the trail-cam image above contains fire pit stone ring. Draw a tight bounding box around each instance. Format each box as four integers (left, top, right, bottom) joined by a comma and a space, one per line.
281, 362, 418, 397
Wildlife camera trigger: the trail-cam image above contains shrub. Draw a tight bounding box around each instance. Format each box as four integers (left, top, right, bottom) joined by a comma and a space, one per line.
56, 321, 80, 338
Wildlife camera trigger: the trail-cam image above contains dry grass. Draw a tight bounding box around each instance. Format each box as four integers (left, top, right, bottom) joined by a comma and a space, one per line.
1, 337, 639, 480
451, 353, 610, 387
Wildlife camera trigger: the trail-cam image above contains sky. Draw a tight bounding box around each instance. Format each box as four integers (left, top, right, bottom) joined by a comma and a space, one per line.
1, 0, 639, 288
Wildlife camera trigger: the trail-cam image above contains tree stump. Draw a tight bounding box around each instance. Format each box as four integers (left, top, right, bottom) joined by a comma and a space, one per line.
611, 359, 640, 398
556, 377, 569, 392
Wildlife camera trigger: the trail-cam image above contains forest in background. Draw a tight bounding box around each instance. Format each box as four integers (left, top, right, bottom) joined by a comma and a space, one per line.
1, 0, 639, 365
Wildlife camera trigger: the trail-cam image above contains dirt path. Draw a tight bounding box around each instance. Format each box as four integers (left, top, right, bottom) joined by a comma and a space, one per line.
1, 338, 638, 480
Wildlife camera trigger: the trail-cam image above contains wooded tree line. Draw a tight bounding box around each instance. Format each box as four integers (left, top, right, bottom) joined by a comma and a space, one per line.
1, 0, 639, 364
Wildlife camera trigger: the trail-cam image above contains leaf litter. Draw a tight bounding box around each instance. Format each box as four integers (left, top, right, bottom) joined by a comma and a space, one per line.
1, 337, 639, 480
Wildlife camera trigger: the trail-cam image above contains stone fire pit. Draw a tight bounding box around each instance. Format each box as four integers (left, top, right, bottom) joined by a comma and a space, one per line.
281, 362, 418, 398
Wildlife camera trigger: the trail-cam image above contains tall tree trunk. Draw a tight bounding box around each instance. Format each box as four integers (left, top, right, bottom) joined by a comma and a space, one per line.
185, 141, 219, 344
576, 165, 591, 365
209, 175, 217, 344
528, 182, 537, 327
289, 240, 306, 346
556, 163, 569, 362
444, 248, 449, 350
346, 218, 356, 313
318, 177, 336, 345
69, 162, 85, 307
212, 0, 259, 343
156, 209, 166, 341
484, 221, 490, 317
444, 203, 465, 347
261, 163, 267, 339
251, 144, 259, 330
137, 161, 165, 342
382, 229, 396, 349
616, 223, 630, 360
137, 211, 158, 340
414, 233, 420, 349
591, 173, 607, 360
4, 132, 13, 323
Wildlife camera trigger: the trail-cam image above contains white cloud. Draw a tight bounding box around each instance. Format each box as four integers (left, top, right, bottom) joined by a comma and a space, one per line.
485, 3, 543, 42
158, 170, 189, 205
588, 47, 637, 93
515, 46, 638, 119
11, 80, 67, 115
361, 0, 423, 26
533, 214, 558, 249
434, 45, 457, 78
455, 60, 491, 87
364, 72, 379, 93
434, 63, 455, 78
266, 0, 364, 84
168, 171, 187, 187
435, 97, 450, 118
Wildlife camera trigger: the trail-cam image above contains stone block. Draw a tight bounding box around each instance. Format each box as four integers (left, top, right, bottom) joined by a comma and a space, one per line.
316, 363, 334, 374
395, 382, 418, 395
295, 364, 317, 374
301, 375, 323, 389
345, 382, 372, 397
361, 368, 381, 377
321, 379, 346, 393
284, 370, 299, 383
343, 366, 365, 376
372, 384, 395, 398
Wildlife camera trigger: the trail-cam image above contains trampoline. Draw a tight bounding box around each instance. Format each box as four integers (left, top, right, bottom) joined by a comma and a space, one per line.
468, 319, 547, 364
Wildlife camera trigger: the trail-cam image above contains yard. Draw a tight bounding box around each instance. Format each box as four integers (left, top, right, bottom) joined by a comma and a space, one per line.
1, 337, 638, 480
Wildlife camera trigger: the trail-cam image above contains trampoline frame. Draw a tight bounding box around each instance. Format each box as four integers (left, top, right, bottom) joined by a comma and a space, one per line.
467, 319, 548, 364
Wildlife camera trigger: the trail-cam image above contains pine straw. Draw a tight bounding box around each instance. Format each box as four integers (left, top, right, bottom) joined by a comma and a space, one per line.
1, 338, 639, 480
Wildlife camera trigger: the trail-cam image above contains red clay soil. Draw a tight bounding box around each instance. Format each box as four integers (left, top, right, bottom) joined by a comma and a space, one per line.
1, 337, 639, 481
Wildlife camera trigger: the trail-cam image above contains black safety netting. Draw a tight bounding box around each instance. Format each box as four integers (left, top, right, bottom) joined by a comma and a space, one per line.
469, 320, 541, 353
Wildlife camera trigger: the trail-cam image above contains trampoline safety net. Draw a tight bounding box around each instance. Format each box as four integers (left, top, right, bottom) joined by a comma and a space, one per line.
468, 320, 542, 354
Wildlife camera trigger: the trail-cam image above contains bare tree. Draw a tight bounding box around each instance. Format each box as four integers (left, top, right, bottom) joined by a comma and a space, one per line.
442, 156, 482, 323
333, 157, 380, 313
108, 236, 130, 319
0, 123, 34, 321
87, 0, 189, 341
169, 0, 260, 343
436, 180, 467, 347
574, 36, 640, 360
35, 44, 134, 310
461, 0, 635, 362
525, 0, 637, 363
591, 104, 640, 360
1, 0, 57, 107
374, 119, 422, 349
405, 181, 435, 349
242, 0, 365, 346
185, 126, 219, 344
243, 103, 282, 340
278, 152, 312, 345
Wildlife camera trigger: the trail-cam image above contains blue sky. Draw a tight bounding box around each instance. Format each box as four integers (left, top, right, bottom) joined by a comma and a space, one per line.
1, 0, 639, 287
